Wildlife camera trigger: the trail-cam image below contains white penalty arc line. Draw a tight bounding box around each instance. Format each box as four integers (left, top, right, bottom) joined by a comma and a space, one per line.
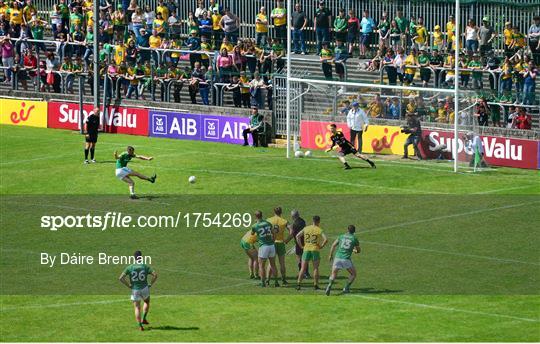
350, 294, 540, 323
360, 201, 540, 235
359, 240, 540, 266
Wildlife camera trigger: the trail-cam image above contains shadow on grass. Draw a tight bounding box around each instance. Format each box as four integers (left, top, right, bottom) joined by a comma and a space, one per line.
148, 325, 200, 331
348, 287, 404, 294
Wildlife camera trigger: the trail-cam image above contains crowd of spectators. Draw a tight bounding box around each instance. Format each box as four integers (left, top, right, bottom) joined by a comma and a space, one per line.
0, 0, 538, 127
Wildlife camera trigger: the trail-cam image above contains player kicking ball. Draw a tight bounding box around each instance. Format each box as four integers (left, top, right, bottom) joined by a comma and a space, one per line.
114, 146, 156, 199
326, 225, 360, 296
326, 124, 376, 169
119, 251, 158, 331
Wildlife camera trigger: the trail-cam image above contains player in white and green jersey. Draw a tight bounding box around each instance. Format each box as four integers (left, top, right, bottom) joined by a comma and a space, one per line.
325, 225, 360, 295
251, 210, 279, 287
114, 146, 156, 199
119, 251, 158, 331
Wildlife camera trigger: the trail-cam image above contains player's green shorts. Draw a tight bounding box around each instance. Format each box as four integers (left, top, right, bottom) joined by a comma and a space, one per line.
302, 250, 320, 261
240, 240, 255, 250
274, 242, 286, 256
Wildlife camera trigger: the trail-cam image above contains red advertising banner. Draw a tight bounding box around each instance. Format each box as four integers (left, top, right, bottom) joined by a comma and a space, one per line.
421, 129, 539, 169
47, 101, 148, 136
300, 120, 413, 155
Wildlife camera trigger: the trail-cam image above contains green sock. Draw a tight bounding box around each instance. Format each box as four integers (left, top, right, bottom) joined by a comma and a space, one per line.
345, 281, 352, 289
143, 312, 147, 320
328, 278, 334, 287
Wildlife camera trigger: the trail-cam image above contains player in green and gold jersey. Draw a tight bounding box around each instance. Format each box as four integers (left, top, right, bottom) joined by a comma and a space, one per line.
114, 146, 156, 199
119, 251, 158, 331
295, 215, 327, 290
240, 228, 259, 279
267, 206, 289, 284
326, 225, 361, 295
251, 210, 279, 287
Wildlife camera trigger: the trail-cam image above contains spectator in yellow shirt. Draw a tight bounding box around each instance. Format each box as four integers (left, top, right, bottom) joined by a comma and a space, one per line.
113, 41, 126, 66
8, 2, 23, 36
255, 6, 268, 48
403, 49, 419, 85
509, 26, 526, 51
22, 0, 37, 24
446, 15, 455, 51
220, 35, 233, 53
432, 25, 444, 51
366, 94, 383, 118
211, 9, 223, 50
152, 12, 166, 36
503, 21, 513, 56
413, 17, 428, 51
156, 0, 168, 20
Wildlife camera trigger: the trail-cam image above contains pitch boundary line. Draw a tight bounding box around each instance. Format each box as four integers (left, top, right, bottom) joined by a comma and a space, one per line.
0, 283, 253, 312
359, 240, 540, 266
350, 294, 540, 323
360, 201, 540, 235
473, 185, 540, 194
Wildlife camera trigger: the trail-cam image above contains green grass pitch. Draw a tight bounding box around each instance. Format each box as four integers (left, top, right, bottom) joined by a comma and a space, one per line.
0, 124, 539, 342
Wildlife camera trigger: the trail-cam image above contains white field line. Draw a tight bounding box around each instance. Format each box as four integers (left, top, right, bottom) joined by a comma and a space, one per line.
359, 240, 540, 266
0, 282, 253, 312
0, 133, 474, 175
473, 185, 540, 194
0, 154, 73, 165
360, 201, 540, 235
2, 260, 538, 324
2, 135, 536, 190
3, 199, 539, 267
349, 294, 540, 323
1, 249, 538, 322
157, 166, 440, 194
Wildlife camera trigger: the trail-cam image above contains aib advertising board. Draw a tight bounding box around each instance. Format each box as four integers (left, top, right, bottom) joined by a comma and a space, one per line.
47, 101, 148, 136
148, 110, 250, 144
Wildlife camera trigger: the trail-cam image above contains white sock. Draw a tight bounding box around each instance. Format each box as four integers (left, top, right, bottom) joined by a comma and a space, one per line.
129, 185, 135, 195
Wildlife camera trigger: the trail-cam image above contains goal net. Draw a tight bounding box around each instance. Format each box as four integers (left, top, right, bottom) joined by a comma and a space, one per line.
279, 77, 481, 171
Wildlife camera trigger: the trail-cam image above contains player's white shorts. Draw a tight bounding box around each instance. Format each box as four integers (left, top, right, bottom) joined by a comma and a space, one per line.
116, 167, 133, 180
130, 286, 150, 301
332, 258, 353, 270
258, 244, 276, 259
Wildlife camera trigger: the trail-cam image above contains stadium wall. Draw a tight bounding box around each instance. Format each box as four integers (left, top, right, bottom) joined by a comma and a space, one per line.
0, 96, 266, 147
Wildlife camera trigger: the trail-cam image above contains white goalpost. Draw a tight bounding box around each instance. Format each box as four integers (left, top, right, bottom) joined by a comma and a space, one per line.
284, 0, 463, 172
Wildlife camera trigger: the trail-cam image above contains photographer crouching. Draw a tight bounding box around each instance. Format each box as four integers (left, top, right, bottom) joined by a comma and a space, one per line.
401, 111, 423, 160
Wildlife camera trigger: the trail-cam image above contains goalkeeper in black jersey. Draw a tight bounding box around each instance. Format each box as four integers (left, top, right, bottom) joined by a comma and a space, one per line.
326, 124, 376, 170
